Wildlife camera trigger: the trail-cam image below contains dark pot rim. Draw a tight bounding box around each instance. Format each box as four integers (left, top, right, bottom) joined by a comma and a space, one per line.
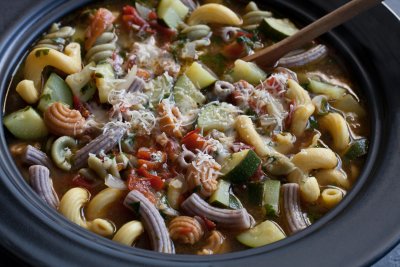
0, 0, 399, 266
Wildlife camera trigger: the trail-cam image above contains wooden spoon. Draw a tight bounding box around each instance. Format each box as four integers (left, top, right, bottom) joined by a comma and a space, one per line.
242, 0, 382, 67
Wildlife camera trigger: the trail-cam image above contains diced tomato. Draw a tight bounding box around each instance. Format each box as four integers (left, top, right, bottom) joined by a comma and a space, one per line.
201, 217, 216, 231
72, 96, 90, 118
221, 41, 245, 59
127, 173, 157, 203
137, 159, 163, 170
149, 21, 177, 41
148, 11, 158, 20
236, 31, 253, 39
137, 167, 164, 191
137, 147, 167, 170
182, 129, 206, 152
85, 8, 116, 50
136, 68, 151, 80
72, 175, 98, 190
179, 227, 193, 235
137, 147, 153, 160
122, 5, 149, 28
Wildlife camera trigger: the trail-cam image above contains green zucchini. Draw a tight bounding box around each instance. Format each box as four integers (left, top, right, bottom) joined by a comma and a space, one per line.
308, 79, 347, 100
209, 180, 243, 209
344, 139, 368, 160
263, 180, 281, 218
157, 0, 189, 29
259, 17, 298, 41
236, 220, 286, 248
248, 181, 265, 205
174, 75, 206, 105
231, 59, 267, 85
95, 63, 115, 103
65, 62, 96, 102
148, 73, 173, 107
37, 73, 73, 112
185, 62, 217, 89
197, 102, 239, 132
3, 106, 48, 140
221, 149, 261, 183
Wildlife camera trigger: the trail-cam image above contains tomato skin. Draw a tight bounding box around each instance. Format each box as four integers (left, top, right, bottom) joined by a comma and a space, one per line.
122, 5, 149, 29
127, 172, 157, 204
137, 167, 164, 191
85, 8, 115, 50
222, 41, 245, 59
182, 129, 206, 152
72, 175, 99, 190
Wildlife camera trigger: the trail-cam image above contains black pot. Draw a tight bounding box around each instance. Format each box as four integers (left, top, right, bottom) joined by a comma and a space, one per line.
0, 0, 399, 266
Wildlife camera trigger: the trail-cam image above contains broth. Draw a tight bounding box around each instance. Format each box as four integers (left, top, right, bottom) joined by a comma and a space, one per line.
4, 0, 369, 255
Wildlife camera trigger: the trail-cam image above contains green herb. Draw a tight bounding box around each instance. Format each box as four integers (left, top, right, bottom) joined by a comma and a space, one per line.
308, 116, 319, 129
199, 53, 227, 76
344, 139, 368, 161
265, 204, 278, 219
95, 73, 104, 78
40, 94, 51, 101
35, 49, 50, 58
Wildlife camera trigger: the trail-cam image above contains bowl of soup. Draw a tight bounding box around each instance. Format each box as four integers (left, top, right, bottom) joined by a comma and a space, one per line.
0, 0, 398, 266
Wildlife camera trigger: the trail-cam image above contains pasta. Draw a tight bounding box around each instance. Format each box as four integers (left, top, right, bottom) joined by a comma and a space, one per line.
4, 0, 370, 255
86, 188, 125, 220
59, 187, 115, 237
321, 188, 344, 209
318, 113, 351, 152
112, 221, 144, 246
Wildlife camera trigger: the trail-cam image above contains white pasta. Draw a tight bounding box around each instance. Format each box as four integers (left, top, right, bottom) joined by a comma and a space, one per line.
273, 132, 295, 154
318, 113, 350, 152
16, 80, 39, 104
291, 148, 338, 173
314, 169, 350, 190
86, 188, 125, 220
59, 187, 115, 237
112, 221, 144, 246
286, 79, 315, 136
300, 177, 320, 203
21, 43, 82, 90
321, 188, 344, 209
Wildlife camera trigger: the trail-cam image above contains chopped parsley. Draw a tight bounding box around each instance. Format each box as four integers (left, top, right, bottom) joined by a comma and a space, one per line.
35, 49, 50, 58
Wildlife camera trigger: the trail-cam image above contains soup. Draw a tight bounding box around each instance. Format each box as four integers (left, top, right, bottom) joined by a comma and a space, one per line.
3, 0, 369, 255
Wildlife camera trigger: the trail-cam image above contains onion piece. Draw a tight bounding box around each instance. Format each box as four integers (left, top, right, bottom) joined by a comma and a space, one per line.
135, 3, 152, 20
105, 174, 127, 190
279, 44, 328, 68
281, 183, 311, 235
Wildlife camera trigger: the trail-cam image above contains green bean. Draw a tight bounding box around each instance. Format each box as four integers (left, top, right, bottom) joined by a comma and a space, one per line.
51, 136, 77, 171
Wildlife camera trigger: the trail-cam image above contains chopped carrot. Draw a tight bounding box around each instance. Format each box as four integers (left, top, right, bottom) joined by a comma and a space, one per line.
85, 8, 115, 51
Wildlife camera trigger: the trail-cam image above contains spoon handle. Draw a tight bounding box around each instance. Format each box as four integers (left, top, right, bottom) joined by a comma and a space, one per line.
242, 0, 382, 66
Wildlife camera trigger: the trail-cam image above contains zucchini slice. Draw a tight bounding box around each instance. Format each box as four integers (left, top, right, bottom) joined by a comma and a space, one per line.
221, 149, 261, 183
308, 79, 347, 100
209, 180, 243, 209
37, 73, 73, 112
248, 181, 265, 205
259, 17, 298, 41
263, 180, 281, 217
236, 220, 286, 248
231, 59, 267, 85
344, 139, 368, 160
197, 102, 239, 132
158, 0, 189, 29
185, 62, 217, 89
3, 106, 48, 140
174, 75, 206, 105
95, 63, 115, 103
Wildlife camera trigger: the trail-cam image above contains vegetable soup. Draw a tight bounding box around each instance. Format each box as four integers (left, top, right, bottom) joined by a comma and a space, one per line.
3, 0, 369, 255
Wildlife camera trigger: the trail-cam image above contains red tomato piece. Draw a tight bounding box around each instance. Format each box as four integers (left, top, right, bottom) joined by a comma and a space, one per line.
182, 129, 206, 152
85, 8, 115, 50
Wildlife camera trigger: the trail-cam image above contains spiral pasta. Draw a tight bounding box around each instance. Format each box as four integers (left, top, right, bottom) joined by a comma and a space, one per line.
43, 102, 85, 137
85, 25, 117, 63
34, 23, 75, 52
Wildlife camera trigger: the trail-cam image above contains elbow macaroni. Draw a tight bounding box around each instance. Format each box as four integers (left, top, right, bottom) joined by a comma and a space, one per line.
59, 187, 115, 237
291, 148, 338, 173
86, 188, 125, 220
314, 169, 350, 190
112, 221, 144, 246
318, 113, 350, 152
286, 79, 315, 136
321, 188, 344, 209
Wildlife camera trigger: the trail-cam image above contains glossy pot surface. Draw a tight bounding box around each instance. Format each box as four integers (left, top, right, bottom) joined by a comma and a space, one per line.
0, 0, 399, 266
